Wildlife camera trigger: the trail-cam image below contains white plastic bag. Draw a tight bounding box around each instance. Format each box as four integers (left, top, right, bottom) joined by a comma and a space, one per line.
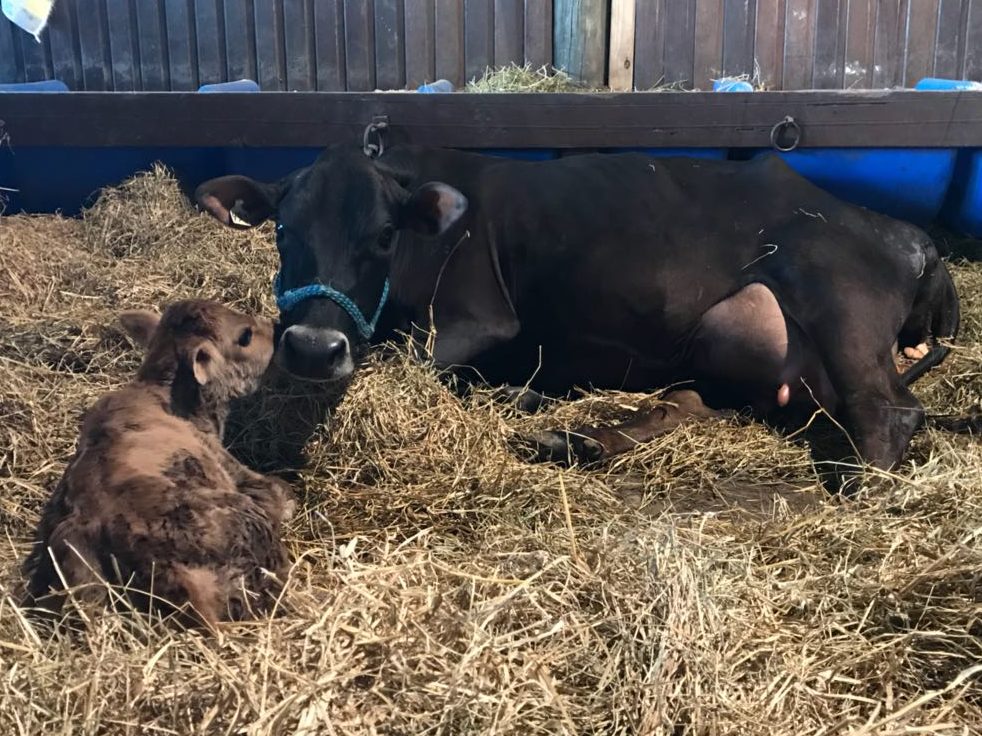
2, 0, 54, 43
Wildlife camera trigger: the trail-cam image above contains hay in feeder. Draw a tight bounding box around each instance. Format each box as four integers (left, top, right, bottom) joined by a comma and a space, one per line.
0, 166, 981, 734
465, 63, 598, 93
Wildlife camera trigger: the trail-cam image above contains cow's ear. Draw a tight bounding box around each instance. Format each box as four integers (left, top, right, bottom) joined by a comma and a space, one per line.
401, 182, 468, 236
194, 175, 281, 229
119, 310, 160, 348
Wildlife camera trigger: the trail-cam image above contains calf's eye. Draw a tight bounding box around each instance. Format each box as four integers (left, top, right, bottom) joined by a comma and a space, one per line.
238, 328, 253, 347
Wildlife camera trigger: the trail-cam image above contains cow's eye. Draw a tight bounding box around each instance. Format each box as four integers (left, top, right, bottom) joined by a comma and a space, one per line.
238, 327, 253, 347
378, 225, 395, 251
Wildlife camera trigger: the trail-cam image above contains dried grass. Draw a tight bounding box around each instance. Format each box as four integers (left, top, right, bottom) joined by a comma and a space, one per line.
465, 63, 598, 93
1, 166, 981, 734
464, 62, 698, 93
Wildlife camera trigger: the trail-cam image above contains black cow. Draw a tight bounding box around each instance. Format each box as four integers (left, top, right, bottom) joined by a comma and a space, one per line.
195, 145, 959, 471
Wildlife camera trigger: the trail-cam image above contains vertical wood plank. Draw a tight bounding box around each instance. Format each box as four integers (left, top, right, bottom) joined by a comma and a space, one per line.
903, 0, 940, 85
195, 0, 225, 86
106, 0, 140, 90
77, 0, 113, 89
934, 0, 965, 78
47, 0, 82, 88
694, 0, 724, 88
18, 28, 51, 81
166, 0, 199, 90
315, 0, 346, 90
663, 0, 696, 87
523, 0, 552, 67
608, 0, 636, 90
844, 0, 876, 88
0, 18, 23, 83
374, 0, 406, 88
963, 0, 982, 79
722, 0, 757, 78
224, 0, 258, 82
633, 0, 666, 88
494, 0, 524, 66
344, 0, 376, 90
464, 0, 493, 81
554, 0, 609, 86
405, 0, 435, 85
255, 0, 286, 89
811, 0, 842, 88
136, 1, 169, 90
284, 0, 315, 89
783, 0, 817, 89
434, 0, 464, 85
872, 0, 909, 87
755, 0, 786, 88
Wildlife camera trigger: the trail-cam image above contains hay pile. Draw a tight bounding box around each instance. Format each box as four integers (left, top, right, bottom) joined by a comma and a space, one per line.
464, 63, 700, 93
1, 167, 981, 734
465, 64, 597, 93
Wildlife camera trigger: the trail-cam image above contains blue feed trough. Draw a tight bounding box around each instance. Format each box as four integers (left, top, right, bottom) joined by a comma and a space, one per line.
754, 147, 957, 224
746, 79, 964, 225
0, 79, 227, 214
915, 78, 982, 236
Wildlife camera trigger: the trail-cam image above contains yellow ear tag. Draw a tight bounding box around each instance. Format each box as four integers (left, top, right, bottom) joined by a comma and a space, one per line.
229, 210, 250, 227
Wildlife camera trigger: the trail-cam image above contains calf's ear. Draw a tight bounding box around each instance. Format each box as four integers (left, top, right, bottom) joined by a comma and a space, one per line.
401, 182, 468, 236
187, 342, 225, 386
194, 175, 282, 228
119, 310, 160, 348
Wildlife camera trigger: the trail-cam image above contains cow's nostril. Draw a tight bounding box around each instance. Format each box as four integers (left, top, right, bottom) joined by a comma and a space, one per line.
322, 337, 347, 366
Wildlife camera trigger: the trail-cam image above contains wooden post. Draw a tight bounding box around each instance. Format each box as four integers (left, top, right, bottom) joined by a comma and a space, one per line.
608, 0, 636, 90
554, 0, 609, 86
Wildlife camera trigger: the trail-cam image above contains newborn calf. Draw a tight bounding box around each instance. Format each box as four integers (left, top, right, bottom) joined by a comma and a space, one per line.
22, 299, 295, 629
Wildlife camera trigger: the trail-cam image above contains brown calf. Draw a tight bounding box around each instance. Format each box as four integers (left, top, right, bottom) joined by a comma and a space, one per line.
22, 299, 295, 629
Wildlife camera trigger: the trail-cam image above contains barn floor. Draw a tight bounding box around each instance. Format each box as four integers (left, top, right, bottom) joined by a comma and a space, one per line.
1, 167, 981, 735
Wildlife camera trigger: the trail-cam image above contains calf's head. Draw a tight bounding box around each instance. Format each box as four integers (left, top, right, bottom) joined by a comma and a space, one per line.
194, 146, 467, 382
120, 299, 275, 401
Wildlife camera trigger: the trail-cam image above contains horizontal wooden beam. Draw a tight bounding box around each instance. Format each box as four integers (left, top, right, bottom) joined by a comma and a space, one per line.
2, 91, 982, 148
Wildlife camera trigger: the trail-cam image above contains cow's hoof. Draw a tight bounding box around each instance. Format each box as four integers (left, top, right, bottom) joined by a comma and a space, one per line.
519, 430, 605, 465
495, 386, 548, 413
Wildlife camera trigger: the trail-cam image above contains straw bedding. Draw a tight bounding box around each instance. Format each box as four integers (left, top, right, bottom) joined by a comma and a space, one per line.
1, 166, 981, 735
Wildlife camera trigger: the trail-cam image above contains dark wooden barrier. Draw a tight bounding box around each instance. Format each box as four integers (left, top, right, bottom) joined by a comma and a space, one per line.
4, 90, 982, 148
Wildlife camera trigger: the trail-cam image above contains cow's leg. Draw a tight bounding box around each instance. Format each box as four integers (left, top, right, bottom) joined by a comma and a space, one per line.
525, 389, 720, 464
443, 360, 550, 414
778, 296, 923, 470
491, 385, 549, 413
826, 355, 924, 471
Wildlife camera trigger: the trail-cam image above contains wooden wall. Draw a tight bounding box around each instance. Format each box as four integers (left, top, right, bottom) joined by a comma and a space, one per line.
0, 0, 979, 91
616, 0, 982, 91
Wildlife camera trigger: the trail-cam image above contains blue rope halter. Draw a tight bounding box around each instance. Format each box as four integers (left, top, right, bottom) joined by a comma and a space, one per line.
273, 225, 390, 341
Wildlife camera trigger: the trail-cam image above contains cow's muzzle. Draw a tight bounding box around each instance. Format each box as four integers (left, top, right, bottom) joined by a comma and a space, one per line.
277, 325, 354, 382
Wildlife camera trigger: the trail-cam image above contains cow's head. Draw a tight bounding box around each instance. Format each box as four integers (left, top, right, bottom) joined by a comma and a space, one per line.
194, 146, 467, 382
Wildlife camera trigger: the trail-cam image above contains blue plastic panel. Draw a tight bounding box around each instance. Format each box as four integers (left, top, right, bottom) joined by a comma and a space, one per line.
0, 146, 227, 214
750, 148, 957, 224
915, 77, 982, 235
0, 80, 69, 92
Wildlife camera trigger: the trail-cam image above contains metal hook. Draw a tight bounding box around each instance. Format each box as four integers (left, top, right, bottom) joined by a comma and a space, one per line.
362, 115, 389, 158
770, 115, 801, 152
